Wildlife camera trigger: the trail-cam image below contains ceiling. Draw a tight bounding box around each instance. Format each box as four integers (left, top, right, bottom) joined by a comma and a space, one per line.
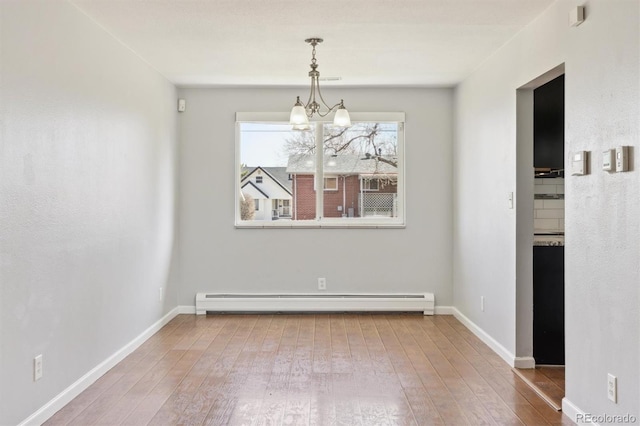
70, 0, 556, 88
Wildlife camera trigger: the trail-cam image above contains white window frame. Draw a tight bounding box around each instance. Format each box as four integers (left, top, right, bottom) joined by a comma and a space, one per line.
323, 176, 338, 191
235, 112, 405, 228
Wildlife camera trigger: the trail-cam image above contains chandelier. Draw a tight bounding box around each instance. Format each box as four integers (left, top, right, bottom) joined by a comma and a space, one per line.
289, 38, 351, 130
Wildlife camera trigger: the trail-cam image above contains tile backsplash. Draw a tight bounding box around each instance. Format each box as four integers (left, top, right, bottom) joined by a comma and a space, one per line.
534, 177, 564, 232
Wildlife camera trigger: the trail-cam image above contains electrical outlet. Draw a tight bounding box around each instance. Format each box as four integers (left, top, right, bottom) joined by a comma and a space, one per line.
34, 354, 43, 381
481, 296, 485, 312
607, 374, 617, 403
318, 277, 326, 290
158, 287, 163, 301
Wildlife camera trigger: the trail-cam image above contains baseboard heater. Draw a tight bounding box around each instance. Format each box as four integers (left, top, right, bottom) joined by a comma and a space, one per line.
195, 293, 434, 316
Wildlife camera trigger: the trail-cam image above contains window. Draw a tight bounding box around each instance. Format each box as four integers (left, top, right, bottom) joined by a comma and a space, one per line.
323, 177, 338, 191
363, 178, 379, 191
254, 199, 260, 211
236, 113, 405, 228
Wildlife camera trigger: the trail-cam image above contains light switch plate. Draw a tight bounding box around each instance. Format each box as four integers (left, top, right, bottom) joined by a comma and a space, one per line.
615, 146, 628, 172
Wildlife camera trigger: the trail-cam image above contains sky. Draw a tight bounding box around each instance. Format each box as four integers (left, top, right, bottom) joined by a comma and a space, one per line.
240, 123, 299, 167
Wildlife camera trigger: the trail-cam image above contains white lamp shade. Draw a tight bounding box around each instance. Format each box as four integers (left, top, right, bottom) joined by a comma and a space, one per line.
333, 107, 351, 127
290, 105, 309, 126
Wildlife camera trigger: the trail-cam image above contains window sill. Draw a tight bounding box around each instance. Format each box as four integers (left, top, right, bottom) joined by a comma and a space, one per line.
235, 219, 406, 229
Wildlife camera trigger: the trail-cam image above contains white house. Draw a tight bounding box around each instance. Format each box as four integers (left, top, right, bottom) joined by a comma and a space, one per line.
240, 167, 292, 221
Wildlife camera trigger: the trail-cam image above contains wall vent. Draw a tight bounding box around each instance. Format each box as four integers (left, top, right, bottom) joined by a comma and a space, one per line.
195, 293, 434, 315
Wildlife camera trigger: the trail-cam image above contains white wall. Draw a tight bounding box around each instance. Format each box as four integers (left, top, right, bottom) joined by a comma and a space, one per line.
455, 0, 639, 419
0, 1, 178, 424
177, 88, 453, 305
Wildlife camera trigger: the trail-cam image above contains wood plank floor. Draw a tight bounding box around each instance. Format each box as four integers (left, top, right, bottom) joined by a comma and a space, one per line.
45, 314, 575, 425
513, 367, 565, 411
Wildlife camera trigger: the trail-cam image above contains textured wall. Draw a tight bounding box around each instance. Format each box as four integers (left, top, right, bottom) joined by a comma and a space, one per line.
563, 1, 639, 417
177, 87, 453, 304
455, 0, 639, 419
0, 1, 178, 424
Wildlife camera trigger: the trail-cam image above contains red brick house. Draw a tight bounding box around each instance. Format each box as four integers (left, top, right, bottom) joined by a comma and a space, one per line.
286, 154, 398, 220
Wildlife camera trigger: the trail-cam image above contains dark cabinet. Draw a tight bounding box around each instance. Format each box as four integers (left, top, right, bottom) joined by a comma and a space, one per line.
534, 75, 564, 169
533, 246, 565, 365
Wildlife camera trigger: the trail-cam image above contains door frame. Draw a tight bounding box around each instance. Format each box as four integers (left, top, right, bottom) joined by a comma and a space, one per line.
515, 63, 565, 368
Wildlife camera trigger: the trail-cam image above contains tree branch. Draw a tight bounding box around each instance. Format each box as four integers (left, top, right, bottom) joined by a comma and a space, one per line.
364, 152, 398, 168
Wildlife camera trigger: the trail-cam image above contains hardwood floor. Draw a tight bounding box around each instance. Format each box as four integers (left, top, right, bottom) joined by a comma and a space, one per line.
45, 314, 575, 425
513, 367, 565, 411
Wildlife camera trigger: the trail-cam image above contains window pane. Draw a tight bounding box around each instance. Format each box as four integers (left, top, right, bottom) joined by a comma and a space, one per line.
239, 123, 316, 222
322, 123, 399, 219
323, 177, 338, 190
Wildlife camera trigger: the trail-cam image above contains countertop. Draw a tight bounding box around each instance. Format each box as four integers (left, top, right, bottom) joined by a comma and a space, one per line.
533, 234, 564, 246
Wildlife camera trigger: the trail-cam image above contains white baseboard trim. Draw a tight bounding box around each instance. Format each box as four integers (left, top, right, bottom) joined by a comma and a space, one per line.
452, 307, 517, 367
19, 307, 181, 426
434, 306, 454, 315
514, 356, 536, 369
562, 398, 596, 424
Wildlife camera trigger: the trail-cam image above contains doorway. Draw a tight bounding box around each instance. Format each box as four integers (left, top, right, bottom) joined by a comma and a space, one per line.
515, 64, 566, 410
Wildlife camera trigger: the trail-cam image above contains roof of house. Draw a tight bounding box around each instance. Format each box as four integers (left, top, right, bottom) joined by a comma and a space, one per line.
241, 180, 269, 199
286, 154, 398, 175
241, 166, 292, 193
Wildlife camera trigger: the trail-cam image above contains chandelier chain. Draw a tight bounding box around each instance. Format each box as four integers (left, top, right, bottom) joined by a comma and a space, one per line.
311, 43, 317, 70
